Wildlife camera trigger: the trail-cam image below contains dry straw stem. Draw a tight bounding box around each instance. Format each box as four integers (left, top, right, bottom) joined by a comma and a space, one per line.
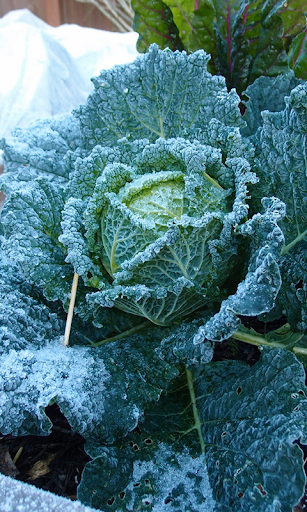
74, 0, 134, 32
64, 273, 79, 347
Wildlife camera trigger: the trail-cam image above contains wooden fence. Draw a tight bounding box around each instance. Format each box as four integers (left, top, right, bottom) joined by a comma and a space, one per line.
0, 0, 118, 30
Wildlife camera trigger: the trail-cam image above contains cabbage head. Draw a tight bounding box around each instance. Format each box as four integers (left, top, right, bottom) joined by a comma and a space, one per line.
61, 135, 255, 325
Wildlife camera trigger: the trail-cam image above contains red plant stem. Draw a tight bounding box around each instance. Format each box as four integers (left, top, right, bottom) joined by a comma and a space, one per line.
226, 1, 233, 75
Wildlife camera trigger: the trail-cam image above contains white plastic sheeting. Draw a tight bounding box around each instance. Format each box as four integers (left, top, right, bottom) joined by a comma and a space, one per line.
0, 9, 138, 139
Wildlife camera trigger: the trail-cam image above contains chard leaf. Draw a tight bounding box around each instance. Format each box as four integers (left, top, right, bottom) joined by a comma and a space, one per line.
186, 0, 216, 64
289, 26, 307, 79
78, 349, 307, 511
131, 0, 184, 53
75, 45, 243, 150
162, 0, 198, 47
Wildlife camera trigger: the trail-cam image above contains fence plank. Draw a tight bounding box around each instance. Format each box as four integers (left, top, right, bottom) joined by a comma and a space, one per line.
0, 0, 117, 31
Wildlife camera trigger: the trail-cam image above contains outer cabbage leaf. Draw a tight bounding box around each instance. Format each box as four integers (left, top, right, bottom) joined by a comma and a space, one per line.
1, 177, 73, 304
0, 115, 85, 193
0, 242, 178, 441
192, 197, 284, 344
0, 250, 65, 355
77, 349, 307, 511
252, 82, 307, 331
199, 348, 307, 511
270, 243, 307, 332
0, 332, 177, 442
242, 72, 301, 136
75, 44, 244, 150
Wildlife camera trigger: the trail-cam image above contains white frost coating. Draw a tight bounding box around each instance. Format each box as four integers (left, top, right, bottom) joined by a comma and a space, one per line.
126, 443, 216, 511
0, 339, 110, 435
0, 474, 100, 512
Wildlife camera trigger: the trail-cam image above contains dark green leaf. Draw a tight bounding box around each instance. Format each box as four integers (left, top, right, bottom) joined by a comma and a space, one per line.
131, 0, 184, 53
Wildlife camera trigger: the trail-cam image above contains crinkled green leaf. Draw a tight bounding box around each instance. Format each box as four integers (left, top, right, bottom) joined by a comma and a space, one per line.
253, 83, 307, 248
0, 268, 177, 440
242, 72, 301, 136
251, 82, 307, 331
157, 316, 215, 368
193, 197, 284, 342
1, 178, 73, 304
78, 366, 216, 511
0, 115, 85, 193
78, 349, 307, 511
198, 348, 307, 510
0, 252, 65, 355
131, 0, 184, 53
271, 243, 307, 332
75, 45, 243, 150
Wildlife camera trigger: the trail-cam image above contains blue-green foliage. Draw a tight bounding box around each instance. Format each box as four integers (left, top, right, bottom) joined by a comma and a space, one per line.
1, 46, 307, 511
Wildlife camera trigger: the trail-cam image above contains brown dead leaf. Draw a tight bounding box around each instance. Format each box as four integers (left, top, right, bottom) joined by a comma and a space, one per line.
27, 452, 57, 481
0, 445, 19, 478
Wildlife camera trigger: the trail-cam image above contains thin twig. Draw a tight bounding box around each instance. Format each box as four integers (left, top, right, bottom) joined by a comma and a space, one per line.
64, 273, 79, 347
74, 0, 133, 32
13, 446, 24, 465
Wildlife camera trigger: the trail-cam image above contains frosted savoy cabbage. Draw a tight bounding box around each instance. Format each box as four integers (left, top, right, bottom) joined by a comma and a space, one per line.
1, 41, 307, 511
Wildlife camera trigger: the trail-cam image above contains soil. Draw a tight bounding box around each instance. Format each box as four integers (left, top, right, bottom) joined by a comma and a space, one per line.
0, 404, 90, 501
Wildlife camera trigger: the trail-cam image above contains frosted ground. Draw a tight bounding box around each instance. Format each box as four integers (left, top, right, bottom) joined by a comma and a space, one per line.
0, 9, 138, 510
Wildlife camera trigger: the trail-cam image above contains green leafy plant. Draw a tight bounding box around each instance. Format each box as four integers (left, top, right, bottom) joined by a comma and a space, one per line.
132, 0, 307, 93
2, 43, 307, 511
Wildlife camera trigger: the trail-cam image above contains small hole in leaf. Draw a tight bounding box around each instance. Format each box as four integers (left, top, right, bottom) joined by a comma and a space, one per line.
238, 492, 244, 499
298, 390, 305, 396
134, 482, 140, 487
144, 501, 151, 505
145, 438, 152, 445
234, 480, 238, 484
295, 280, 303, 290
237, 387, 242, 395
221, 431, 227, 437
133, 444, 140, 451
107, 497, 115, 506
145, 479, 149, 484
129, 441, 134, 447
119, 492, 125, 500
164, 497, 173, 504
216, 461, 219, 468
